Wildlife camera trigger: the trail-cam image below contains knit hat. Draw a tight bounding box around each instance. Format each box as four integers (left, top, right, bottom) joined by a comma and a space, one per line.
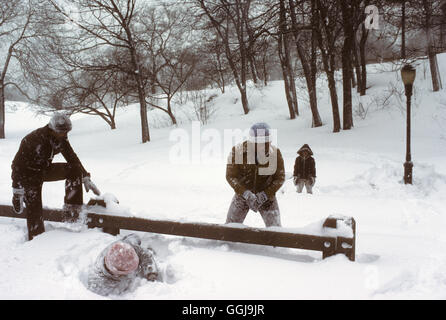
49, 112, 72, 134
104, 242, 139, 276
249, 122, 271, 143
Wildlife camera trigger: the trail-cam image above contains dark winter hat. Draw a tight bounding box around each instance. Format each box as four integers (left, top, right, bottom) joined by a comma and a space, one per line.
249, 122, 271, 143
297, 144, 313, 156
104, 242, 139, 276
49, 112, 72, 134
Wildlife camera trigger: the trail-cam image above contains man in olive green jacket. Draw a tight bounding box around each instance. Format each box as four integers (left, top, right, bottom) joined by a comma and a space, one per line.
225, 123, 285, 227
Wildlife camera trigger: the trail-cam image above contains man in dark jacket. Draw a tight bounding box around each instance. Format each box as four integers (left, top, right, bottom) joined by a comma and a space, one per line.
11, 112, 100, 240
87, 233, 160, 296
225, 123, 285, 227
293, 144, 316, 194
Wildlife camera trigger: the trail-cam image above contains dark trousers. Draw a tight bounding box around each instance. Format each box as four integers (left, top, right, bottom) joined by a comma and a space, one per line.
23, 163, 84, 240
226, 194, 282, 227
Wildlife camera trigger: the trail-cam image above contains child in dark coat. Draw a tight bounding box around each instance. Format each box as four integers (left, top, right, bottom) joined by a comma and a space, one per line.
293, 144, 316, 194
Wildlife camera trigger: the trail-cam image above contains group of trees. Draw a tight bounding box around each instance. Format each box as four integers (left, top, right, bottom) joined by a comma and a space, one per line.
0, 0, 445, 141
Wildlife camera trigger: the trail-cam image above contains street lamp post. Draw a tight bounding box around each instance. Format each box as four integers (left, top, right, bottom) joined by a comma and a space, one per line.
401, 64, 416, 184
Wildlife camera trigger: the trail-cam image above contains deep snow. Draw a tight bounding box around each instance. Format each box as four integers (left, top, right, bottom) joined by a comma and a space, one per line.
1, 55, 446, 299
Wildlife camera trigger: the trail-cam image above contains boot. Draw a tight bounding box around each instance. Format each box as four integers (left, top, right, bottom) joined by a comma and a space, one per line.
62, 203, 84, 222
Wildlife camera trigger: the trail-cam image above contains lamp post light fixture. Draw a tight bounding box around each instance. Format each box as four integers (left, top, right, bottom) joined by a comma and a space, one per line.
401, 64, 416, 184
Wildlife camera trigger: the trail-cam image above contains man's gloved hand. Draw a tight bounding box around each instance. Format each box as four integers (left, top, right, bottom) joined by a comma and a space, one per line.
242, 190, 259, 212
256, 191, 269, 208
12, 187, 25, 214
83, 176, 101, 195
310, 177, 316, 185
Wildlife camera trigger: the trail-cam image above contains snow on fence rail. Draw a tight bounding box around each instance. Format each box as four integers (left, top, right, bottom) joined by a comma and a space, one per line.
0, 204, 356, 261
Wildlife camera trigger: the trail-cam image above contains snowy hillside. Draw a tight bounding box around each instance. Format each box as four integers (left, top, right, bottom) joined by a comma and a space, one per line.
1, 55, 446, 299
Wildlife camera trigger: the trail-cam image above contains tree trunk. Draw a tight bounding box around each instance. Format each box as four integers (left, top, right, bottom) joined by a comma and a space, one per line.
314, 0, 340, 132
423, 0, 440, 92
278, 0, 297, 119
226, 32, 249, 114
278, 35, 295, 119
427, 26, 441, 92
352, 34, 361, 92
262, 53, 268, 86
125, 24, 150, 143
216, 51, 226, 93
240, 88, 249, 115
327, 70, 341, 133
130, 49, 150, 143
428, 51, 441, 92
340, 0, 354, 130
288, 59, 299, 116
167, 98, 177, 126
0, 81, 5, 139
289, 0, 321, 126
309, 1, 322, 127
359, 24, 368, 96
401, 0, 406, 59
249, 57, 258, 84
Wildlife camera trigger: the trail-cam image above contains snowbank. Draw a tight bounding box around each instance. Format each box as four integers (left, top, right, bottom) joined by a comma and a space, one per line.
1, 55, 446, 299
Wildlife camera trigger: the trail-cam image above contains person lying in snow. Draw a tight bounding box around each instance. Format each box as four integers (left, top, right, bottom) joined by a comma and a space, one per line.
10, 112, 100, 240
225, 122, 285, 227
293, 144, 316, 194
87, 233, 160, 296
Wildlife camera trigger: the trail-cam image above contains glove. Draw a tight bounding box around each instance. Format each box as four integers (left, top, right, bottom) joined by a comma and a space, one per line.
83, 176, 101, 195
256, 191, 269, 208
12, 188, 25, 214
293, 176, 299, 185
310, 177, 316, 185
242, 190, 259, 212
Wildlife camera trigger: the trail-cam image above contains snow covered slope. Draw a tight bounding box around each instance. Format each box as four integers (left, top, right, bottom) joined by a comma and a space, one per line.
1, 55, 446, 299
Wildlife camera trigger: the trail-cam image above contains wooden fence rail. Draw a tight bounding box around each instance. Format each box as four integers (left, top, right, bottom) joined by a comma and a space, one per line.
0, 204, 355, 261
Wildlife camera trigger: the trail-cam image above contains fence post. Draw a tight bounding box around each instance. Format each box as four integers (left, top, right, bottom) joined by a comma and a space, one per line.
323, 216, 356, 261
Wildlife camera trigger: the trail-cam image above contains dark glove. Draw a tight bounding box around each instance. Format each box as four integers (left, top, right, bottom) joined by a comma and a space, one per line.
242, 190, 259, 212
293, 176, 299, 185
256, 191, 268, 208
12, 188, 25, 214
310, 177, 316, 185
83, 176, 101, 195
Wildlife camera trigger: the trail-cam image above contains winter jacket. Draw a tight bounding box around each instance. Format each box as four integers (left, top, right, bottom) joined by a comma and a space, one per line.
226, 141, 285, 199
293, 144, 316, 180
87, 234, 160, 296
11, 125, 88, 188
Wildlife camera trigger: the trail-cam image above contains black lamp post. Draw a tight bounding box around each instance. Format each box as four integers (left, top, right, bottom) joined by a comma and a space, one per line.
401, 64, 416, 184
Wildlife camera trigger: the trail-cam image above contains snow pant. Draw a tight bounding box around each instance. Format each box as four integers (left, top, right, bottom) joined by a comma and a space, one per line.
23, 163, 84, 240
296, 179, 314, 194
226, 194, 281, 227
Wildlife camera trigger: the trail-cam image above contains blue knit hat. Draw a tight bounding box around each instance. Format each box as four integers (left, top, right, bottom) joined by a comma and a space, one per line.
249, 122, 271, 143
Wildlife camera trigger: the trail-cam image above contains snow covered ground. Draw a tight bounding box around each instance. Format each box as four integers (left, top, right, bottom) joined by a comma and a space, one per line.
1, 55, 446, 299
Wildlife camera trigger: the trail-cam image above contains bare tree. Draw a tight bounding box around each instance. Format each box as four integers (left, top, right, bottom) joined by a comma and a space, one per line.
42, 64, 129, 130
338, 0, 358, 130
288, 0, 323, 127
198, 35, 231, 93
418, 0, 443, 91
278, 0, 298, 119
197, 0, 252, 114
0, 0, 51, 139
48, 0, 151, 143
137, 4, 198, 126
150, 50, 198, 126
313, 0, 342, 132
